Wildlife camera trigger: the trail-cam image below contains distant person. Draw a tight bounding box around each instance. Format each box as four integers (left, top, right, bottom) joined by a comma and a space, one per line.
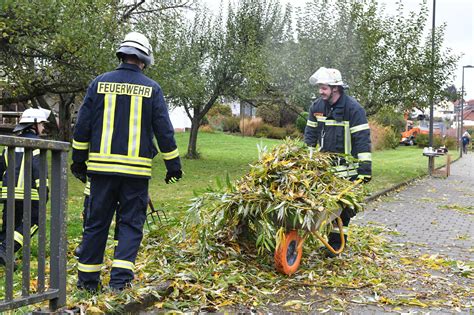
0, 108, 50, 266
461, 131, 471, 154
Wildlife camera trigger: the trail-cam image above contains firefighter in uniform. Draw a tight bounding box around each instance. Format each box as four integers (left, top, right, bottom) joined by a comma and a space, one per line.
304, 67, 371, 257
0, 108, 51, 265
71, 31, 182, 291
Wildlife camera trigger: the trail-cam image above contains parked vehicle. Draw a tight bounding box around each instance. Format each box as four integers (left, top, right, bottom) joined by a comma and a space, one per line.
400, 120, 427, 145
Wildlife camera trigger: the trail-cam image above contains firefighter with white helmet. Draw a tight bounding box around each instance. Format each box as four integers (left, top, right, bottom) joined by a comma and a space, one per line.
308, 67, 344, 86
72, 31, 182, 291
13, 107, 51, 134
0, 107, 51, 266
116, 31, 154, 67
304, 67, 372, 257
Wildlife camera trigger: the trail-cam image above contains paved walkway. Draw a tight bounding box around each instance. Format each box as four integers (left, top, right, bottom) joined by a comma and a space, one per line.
348, 152, 474, 314
355, 152, 474, 261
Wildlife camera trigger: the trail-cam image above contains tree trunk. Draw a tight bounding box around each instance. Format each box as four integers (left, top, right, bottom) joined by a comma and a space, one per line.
34, 95, 60, 139
183, 94, 220, 159
58, 101, 72, 141
186, 117, 201, 159
58, 93, 75, 141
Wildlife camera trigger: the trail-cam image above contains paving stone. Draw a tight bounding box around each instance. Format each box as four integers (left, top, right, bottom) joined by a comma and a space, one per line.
355, 153, 474, 262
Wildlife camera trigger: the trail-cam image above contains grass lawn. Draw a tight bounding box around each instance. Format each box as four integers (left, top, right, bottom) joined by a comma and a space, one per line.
368, 144, 451, 192
66, 132, 454, 241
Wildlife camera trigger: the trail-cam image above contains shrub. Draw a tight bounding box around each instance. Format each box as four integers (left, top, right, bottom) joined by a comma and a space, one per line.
284, 124, 299, 138
222, 116, 240, 133
434, 136, 443, 148
369, 120, 386, 151
255, 124, 271, 138
205, 104, 233, 130
372, 107, 406, 133
381, 127, 400, 149
256, 123, 287, 139
208, 114, 226, 131
444, 136, 457, 150
280, 105, 301, 127
416, 133, 444, 148
240, 117, 263, 136
199, 125, 215, 133
369, 119, 399, 150
295, 112, 308, 134
268, 126, 288, 139
207, 103, 232, 118
200, 116, 209, 126
256, 103, 280, 127
256, 102, 301, 127
415, 133, 429, 147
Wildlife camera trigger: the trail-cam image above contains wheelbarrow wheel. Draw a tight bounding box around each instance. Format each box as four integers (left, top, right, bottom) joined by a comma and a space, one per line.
274, 230, 303, 275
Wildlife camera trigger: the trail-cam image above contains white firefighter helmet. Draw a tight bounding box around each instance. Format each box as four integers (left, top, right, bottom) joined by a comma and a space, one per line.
13, 108, 51, 133
309, 67, 344, 86
116, 31, 154, 66
19, 108, 51, 124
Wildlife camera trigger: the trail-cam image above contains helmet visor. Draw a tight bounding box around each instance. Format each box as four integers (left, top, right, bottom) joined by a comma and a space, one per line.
116, 46, 153, 66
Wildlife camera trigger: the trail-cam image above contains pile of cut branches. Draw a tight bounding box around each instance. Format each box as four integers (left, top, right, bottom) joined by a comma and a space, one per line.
186, 139, 366, 255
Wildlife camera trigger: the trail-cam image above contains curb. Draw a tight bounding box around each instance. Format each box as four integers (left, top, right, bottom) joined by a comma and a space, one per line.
364, 176, 422, 203
364, 154, 461, 203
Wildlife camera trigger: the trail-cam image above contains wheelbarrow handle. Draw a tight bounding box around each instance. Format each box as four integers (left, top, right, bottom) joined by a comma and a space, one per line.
312, 216, 346, 255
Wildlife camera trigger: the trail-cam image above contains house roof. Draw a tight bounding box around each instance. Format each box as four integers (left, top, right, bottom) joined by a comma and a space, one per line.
463, 107, 474, 120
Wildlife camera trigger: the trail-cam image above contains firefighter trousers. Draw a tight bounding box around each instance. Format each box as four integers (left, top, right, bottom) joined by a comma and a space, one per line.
77, 174, 148, 291
0, 200, 39, 253
82, 195, 120, 244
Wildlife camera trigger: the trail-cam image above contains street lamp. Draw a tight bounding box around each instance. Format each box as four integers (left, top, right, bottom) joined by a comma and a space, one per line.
428, 0, 436, 175
460, 65, 474, 157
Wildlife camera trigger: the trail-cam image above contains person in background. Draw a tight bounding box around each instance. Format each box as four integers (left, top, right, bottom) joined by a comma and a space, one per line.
0, 108, 51, 266
461, 130, 471, 154
304, 67, 371, 258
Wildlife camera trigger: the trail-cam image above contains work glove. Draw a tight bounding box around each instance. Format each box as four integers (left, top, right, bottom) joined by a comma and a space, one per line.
70, 162, 87, 183
357, 174, 371, 183
165, 170, 182, 184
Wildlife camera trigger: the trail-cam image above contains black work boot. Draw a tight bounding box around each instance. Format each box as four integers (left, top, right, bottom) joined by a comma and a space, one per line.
77, 280, 101, 293
321, 232, 347, 258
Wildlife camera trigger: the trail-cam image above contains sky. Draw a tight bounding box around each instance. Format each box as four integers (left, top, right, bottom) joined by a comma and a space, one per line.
200, 0, 474, 101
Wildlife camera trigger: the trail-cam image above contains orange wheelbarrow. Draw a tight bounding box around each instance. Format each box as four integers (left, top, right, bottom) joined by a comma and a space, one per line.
274, 179, 362, 275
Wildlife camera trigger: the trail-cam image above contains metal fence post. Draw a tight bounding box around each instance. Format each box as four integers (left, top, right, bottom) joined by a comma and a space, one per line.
49, 150, 68, 310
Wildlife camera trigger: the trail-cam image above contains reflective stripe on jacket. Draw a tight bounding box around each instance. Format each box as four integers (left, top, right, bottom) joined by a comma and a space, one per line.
0, 132, 46, 200
304, 93, 372, 179
72, 63, 181, 178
